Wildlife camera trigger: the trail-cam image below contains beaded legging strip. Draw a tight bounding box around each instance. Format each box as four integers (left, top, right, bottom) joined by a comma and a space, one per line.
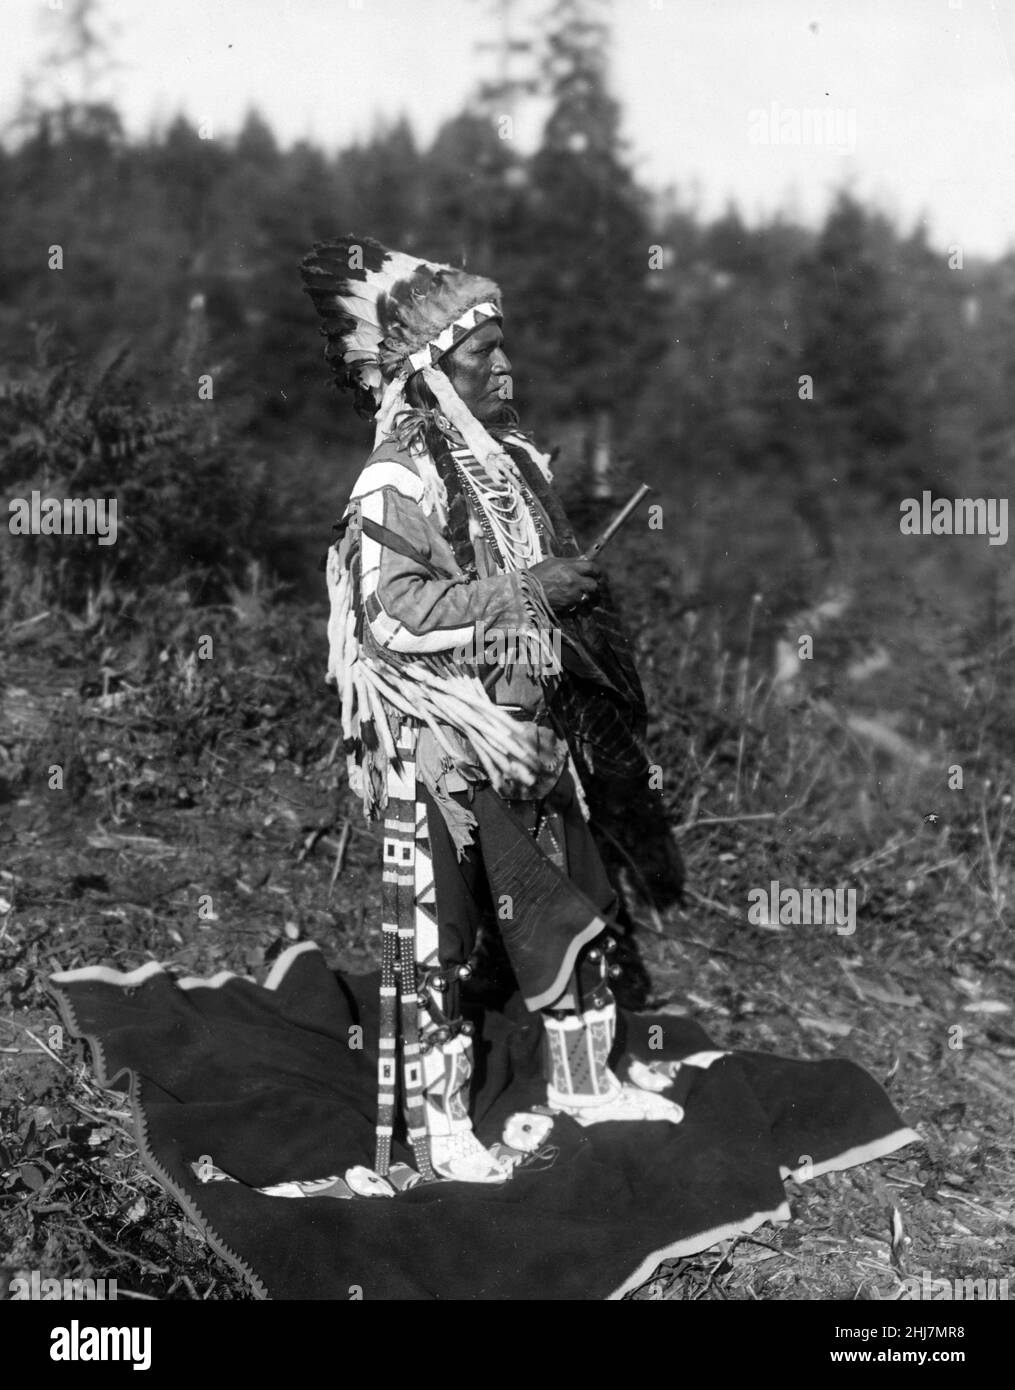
376, 724, 438, 1182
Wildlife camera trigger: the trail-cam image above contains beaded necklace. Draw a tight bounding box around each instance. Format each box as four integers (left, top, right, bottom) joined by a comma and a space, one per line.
449, 436, 548, 573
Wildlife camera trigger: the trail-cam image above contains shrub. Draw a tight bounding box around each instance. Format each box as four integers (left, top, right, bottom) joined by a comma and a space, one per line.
1, 328, 274, 620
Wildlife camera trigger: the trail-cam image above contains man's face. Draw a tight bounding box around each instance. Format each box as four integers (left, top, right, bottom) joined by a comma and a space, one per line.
442, 320, 513, 423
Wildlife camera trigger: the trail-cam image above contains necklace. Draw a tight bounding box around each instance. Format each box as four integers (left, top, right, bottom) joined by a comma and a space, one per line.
450, 440, 547, 573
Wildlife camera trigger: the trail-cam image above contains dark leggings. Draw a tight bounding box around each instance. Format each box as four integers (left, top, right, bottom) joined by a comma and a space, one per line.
419, 769, 617, 1009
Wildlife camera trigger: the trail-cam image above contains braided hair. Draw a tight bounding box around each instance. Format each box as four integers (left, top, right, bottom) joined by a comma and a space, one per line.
426, 422, 479, 580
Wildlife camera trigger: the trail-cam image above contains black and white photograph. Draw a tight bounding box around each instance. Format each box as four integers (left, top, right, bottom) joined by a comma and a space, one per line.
1, 0, 1012, 1341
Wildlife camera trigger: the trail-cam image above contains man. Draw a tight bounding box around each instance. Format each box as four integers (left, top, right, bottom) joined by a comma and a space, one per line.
301, 235, 683, 1185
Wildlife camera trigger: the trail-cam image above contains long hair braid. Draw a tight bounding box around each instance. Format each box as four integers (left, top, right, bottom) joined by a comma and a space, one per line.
425, 423, 479, 579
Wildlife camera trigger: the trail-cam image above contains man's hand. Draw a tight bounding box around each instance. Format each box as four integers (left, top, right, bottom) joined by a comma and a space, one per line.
528, 557, 602, 613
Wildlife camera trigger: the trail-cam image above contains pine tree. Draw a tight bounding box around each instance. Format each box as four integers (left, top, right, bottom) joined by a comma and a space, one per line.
795, 193, 910, 489
513, 0, 665, 446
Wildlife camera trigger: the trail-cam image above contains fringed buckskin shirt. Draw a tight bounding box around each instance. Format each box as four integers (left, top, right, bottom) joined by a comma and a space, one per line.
327, 430, 575, 854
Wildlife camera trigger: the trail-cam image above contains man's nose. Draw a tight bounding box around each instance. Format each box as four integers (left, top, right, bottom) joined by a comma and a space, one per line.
491, 348, 512, 375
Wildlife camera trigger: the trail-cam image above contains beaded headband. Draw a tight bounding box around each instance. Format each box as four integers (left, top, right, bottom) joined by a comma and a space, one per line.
405, 302, 501, 375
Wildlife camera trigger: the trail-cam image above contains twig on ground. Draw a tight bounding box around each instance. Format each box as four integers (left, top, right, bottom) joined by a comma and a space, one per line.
683, 887, 742, 922
75, 1224, 170, 1275
11, 611, 51, 629
328, 820, 352, 900
674, 811, 778, 834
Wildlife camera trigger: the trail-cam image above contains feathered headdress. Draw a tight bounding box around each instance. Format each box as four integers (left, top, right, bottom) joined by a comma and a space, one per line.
300, 234, 518, 478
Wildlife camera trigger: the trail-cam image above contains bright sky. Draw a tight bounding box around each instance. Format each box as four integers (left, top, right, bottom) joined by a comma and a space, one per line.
5, 0, 1015, 256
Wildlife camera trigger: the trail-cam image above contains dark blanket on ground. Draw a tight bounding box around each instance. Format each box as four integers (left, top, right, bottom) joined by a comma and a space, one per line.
51, 943, 918, 1301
